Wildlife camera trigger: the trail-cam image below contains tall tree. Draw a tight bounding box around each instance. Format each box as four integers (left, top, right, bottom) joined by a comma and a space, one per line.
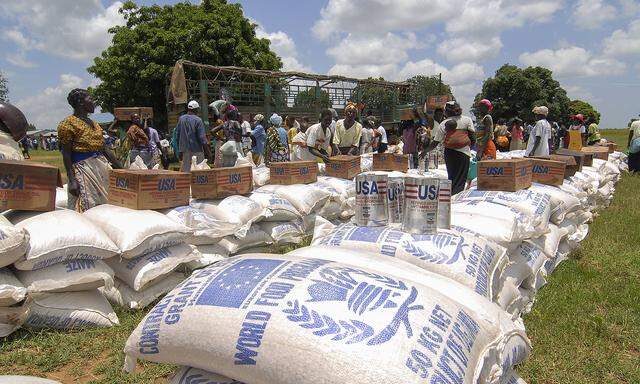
293, 87, 332, 110
406, 75, 452, 106
475, 64, 570, 124
88, 0, 282, 129
569, 99, 600, 124
0, 72, 8, 102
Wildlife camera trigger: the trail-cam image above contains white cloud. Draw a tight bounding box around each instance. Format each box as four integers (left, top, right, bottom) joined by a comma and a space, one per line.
603, 19, 640, 57
437, 37, 503, 62
519, 46, 627, 76
327, 32, 421, 66
313, 0, 458, 40
6, 52, 37, 69
15, 74, 86, 130
0, 0, 124, 61
254, 22, 312, 72
572, 0, 617, 29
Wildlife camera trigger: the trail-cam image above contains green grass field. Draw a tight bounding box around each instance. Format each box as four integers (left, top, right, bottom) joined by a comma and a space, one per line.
3, 130, 637, 383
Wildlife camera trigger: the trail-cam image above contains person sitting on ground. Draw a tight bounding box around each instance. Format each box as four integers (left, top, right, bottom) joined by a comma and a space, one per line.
57, 88, 122, 212
525, 106, 552, 157
587, 117, 601, 146
475, 99, 496, 161
264, 113, 289, 164
305, 109, 334, 163
333, 102, 362, 155
175, 100, 212, 172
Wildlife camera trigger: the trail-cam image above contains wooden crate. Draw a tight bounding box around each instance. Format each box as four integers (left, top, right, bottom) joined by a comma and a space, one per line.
555, 149, 589, 169
114, 107, 153, 121
549, 154, 579, 178
531, 159, 566, 186
372, 153, 409, 172
269, 161, 318, 185
325, 155, 361, 179
108, 169, 190, 210
582, 146, 609, 161
191, 165, 253, 199
0, 160, 61, 211
477, 159, 532, 192
605, 142, 618, 153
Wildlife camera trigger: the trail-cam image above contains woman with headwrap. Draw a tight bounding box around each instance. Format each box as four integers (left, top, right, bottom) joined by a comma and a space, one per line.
526, 106, 552, 157
475, 99, 496, 161
57, 89, 122, 212
333, 102, 362, 155
509, 118, 525, 151
250, 114, 266, 165
211, 108, 247, 166
422, 101, 476, 195
0, 101, 29, 160
264, 113, 289, 164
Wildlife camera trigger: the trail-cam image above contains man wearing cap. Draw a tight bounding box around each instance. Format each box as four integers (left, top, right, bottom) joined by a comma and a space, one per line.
0, 101, 29, 160
175, 100, 211, 172
526, 106, 552, 157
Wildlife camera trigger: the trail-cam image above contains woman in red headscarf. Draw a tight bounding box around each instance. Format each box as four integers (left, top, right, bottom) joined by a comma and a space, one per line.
475, 99, 496, 161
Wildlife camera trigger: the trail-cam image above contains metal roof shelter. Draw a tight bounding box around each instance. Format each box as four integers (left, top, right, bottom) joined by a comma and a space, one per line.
167, 60, 415, 128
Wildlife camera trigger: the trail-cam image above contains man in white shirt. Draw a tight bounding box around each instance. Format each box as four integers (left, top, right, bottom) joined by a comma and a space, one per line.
0, 101, 28, 160
305, 109, 335, 163
239, 113, 253, 154
526, 106, 551, 157
375, 119, 388, 153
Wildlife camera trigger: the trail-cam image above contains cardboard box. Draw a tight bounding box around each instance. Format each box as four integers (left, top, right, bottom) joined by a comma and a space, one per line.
582, 146, 609, 161
0, 160, 61, 212
605, 142, 618, 153
191, 165, 253, 199
108, 169, 189, 210
531, 159, 566, 186
477, 159, 532, 192
373, 153, 409, 172
113, 107, 153, 121
325, 155, 361, 179
555, 149, 589, 169
269, 161, 318, 185
549, 154, 579, 177
568, 130, 583, 151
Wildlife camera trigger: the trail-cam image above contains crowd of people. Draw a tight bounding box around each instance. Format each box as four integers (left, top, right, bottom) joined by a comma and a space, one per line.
0, 87, 636, 216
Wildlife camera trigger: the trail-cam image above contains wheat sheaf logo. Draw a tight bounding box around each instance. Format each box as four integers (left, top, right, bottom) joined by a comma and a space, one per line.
283, 266, 423, 346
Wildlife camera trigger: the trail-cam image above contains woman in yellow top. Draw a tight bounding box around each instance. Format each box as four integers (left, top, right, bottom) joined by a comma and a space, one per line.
57, 89, 121, 212
333, 102, 362, 155
285, 116, 300, 152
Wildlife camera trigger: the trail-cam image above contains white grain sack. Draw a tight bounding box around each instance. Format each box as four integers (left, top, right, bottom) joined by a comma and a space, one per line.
249, 192, 301, 222
216, 195, 270, 225
170, 367, 242, 384
15, 260, 114, 294
84, 205, 188, 259
527, 183, 580, 224
252, 165, 270, 187
163, 206, 239, 245
105, 243, 200, 292
451, 201, 541, 246
312, 219, 508, 301
14, 210, 119, 271
217, 226, 273, 255
25, 290, 118, 329
186, 244, 229, 270
500, 371, 527, 384
0, 376, 61, 384
101, 273, 185, 310
0, 215, 30, 268
0, 303, 29, 337
273, 184, 331, 215
316, 176, 356, 198
258, 221, 304, 245
124, 253, 530, 384
0, 268, 27, 306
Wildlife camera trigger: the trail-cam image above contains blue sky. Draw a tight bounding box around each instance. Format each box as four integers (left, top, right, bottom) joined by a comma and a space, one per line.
1, 0, 639, 130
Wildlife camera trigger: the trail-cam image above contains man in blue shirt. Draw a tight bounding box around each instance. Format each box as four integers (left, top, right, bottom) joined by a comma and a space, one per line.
175, 100, 211, 172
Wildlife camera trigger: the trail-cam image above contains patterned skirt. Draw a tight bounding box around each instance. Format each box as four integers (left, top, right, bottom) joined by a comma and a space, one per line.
68, 155, 111, 213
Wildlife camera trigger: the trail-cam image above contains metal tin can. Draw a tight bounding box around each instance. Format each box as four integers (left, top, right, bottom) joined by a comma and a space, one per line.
387, 176, 405, 224
402, 176, 439, 234
437, 179, 452, 230
355, 172, 389, 226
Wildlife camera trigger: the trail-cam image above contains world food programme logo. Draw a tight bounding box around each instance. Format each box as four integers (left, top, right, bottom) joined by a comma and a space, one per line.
402, 233, 469, 265
283, 266, 423, 346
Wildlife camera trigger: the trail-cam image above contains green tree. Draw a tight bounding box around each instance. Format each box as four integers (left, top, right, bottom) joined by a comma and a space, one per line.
406, 75, 452, 106
293, 87, 331, 110
0, 72, 8, 102
352, 78, 398, 113
88, 0, 282, 129
475, 64, 570, 124
569, 99, 600, 124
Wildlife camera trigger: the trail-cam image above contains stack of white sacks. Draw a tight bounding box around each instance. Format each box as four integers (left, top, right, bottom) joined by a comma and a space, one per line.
127, 151, 626, 384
